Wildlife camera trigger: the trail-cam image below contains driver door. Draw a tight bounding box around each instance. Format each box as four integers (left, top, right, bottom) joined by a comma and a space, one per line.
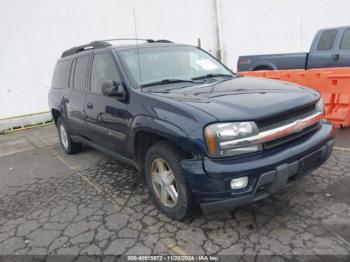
85, 51, 131, 158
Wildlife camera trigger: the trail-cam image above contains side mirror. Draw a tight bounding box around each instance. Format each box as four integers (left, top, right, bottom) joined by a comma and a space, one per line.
101, 80, 126, 100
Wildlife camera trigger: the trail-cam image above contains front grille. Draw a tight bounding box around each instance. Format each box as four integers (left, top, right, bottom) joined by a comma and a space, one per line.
256, 102, 322, 150
257, 104, 317, 131
263, 122, 320, 150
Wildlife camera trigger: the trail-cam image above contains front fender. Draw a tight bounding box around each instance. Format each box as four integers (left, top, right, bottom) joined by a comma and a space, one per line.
128, 115, 203, 157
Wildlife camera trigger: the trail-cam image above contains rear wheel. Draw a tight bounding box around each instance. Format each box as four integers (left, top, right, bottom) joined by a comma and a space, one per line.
145, 141, 196, 220
57, 117, 82, 154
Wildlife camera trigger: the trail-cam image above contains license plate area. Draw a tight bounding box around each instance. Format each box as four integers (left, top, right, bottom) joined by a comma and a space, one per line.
300, 150, 322, 173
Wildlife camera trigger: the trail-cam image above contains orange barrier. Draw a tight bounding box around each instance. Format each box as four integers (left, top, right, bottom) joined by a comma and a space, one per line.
240, 67, 350, 128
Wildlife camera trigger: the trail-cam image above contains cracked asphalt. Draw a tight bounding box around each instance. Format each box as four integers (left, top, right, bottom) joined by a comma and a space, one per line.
0, 125, 349, 258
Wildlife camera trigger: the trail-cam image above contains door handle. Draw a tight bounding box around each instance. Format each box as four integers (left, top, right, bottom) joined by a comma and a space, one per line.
63, 96, 69, 103
87, 102, 93, 109
333, 54, 340, 61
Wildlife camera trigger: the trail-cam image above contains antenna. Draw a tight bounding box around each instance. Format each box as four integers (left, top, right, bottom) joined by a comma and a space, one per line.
133, 8, 143, 92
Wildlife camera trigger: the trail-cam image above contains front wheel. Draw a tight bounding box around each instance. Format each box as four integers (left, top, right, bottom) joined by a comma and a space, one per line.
57, 117, 82, 154
145, 141, 197, 220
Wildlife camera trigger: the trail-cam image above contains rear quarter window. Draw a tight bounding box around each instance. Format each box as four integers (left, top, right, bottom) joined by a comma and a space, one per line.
51, 60, 71, 89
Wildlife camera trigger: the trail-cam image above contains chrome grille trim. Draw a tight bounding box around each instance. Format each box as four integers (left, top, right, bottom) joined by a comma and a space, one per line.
220, 112, 324, 150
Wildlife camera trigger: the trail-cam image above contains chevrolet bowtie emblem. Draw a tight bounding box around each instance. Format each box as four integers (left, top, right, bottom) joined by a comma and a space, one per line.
294, 120, 306, 133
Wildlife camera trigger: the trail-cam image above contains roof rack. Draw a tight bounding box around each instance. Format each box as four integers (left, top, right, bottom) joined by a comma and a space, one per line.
61, 41, 111, 58
146, 39, 173, 43
101, 38, 172, 43
61, 38, 173, 58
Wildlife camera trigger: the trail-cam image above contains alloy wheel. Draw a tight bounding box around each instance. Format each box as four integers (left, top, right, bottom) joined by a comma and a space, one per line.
59, 124, 69, 149
150, 158, 178, 208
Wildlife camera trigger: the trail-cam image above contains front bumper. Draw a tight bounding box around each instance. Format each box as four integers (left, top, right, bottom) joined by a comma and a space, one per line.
181, 121, 334, 213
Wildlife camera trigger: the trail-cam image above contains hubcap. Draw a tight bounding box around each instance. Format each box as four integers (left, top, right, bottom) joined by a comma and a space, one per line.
59, 124, 69, 149
151, 158, 178, 208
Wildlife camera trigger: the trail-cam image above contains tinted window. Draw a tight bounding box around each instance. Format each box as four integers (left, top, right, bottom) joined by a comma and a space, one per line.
51, 60, 71, 89
90, 54, 120, 94
317, 30, 337, 51
340, 29, 350, 49
73, 56, 89, 91
69, 59, 76, 89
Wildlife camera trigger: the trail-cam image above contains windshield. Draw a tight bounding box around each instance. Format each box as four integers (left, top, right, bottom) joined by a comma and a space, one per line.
116, 46, 233, 88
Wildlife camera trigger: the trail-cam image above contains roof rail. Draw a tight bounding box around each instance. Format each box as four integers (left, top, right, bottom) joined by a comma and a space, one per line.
101, 38, 173, 43
61, 41, 111, 58
146, 39, 173, 43
61, 38, 173, 58
101, 38, 152, 42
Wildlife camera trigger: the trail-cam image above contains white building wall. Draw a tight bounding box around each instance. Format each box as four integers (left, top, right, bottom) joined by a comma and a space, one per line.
220, 0, 350, 69
0, 0, 218, 118
0, 0, 349, 118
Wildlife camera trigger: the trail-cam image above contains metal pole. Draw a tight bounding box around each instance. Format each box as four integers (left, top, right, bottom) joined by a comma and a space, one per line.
214, 0, 224, 63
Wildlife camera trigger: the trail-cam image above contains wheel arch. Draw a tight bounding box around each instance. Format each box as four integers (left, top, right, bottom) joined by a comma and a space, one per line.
51, 108, 61, 126
130, 117, 199, 174
252, 63, 276, 71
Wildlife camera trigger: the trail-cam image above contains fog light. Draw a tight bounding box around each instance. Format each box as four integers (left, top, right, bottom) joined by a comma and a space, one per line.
230, 176, 249, 190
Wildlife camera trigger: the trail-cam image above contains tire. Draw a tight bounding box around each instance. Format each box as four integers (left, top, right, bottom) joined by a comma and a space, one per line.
144, 141, 197, 220
57, 117, 82, 154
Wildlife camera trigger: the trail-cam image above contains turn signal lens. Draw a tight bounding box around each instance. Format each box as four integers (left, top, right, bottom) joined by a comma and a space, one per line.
204, 127, 217, 156
316, 98, 325, 115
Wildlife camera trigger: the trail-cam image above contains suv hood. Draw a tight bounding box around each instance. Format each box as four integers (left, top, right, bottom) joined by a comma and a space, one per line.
150, 76, 320, 121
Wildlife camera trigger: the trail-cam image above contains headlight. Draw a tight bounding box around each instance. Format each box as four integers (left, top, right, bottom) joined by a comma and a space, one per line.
316, 98, 325, 113
204, 122, 262, 157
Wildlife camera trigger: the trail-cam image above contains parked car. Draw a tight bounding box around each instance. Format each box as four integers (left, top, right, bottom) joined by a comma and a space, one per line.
49, 39, 334, 220
237, 26, 350, 72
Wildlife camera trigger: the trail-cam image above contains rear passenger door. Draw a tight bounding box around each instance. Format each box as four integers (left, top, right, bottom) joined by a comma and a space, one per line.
332, 28, 350, 67
63, 54, 90, 137
308, 29, 338, 69
85, 51, 131, 157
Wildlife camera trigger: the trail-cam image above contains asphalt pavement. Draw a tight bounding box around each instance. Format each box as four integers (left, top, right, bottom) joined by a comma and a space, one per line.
0, 125, 349, 259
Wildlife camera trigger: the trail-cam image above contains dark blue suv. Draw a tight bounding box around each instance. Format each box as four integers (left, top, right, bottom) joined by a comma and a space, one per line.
48, 40, 334, 220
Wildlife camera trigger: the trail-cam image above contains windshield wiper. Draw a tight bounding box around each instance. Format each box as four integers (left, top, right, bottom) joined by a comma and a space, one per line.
141, 79, 195, 88
191, 73, 234, 80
